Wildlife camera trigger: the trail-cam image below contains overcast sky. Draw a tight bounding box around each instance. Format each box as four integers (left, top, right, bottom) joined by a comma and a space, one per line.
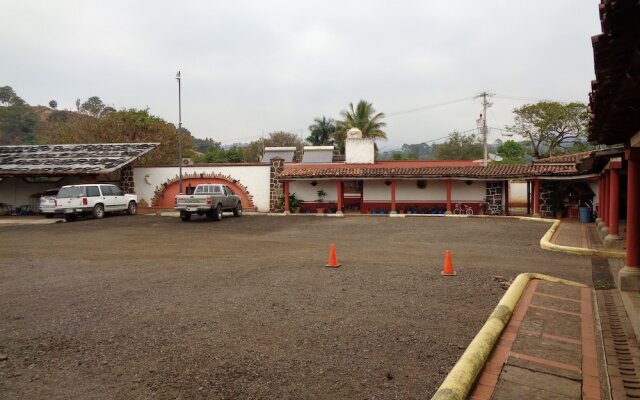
2, 0, 601, 150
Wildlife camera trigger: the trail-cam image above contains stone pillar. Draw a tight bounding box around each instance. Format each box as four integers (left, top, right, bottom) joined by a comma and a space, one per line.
619, 148, 640, 291
336, 180, 344, 216
284, 181, 290, 214
485, 181, 504, 214
445, 179, 452, 214
269, 157, 284, 211
119, 164, 135, 194
390, 180, 397, 214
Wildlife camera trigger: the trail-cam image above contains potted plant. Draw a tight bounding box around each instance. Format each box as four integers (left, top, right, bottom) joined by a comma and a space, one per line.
277, 192, 302, 213
316, 189, 327, 214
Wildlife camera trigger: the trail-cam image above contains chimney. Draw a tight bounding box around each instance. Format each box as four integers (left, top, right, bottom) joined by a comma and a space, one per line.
345, 128, 375, 164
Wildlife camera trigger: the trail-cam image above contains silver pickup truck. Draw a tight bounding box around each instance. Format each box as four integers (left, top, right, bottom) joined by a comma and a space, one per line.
175, 183, 242, 222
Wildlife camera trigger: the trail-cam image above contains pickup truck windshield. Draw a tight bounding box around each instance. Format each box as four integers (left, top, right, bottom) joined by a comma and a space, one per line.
58, 187, 85, 198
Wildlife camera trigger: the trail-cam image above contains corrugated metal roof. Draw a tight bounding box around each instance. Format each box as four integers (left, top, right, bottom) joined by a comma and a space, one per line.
0, 143, 159, 175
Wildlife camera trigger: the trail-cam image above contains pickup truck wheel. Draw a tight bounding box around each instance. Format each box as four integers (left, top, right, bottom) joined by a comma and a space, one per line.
64, 214, 77, 222
180, 211, 191, 222
213, 204, 223, 221
127, 201, 137, 215
205, 210, 216, 220
233, 202, 242, 217
92, 204, 105, 219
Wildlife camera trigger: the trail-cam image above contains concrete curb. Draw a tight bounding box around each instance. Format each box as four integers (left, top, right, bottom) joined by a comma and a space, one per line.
431, 273, 587, 400
539, 219, 625, 259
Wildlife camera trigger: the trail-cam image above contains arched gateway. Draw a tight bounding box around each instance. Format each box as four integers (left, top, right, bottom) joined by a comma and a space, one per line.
151, 172, 255, 209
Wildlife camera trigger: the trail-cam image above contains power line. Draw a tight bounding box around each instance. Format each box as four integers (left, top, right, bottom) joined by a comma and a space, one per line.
386, 96, 475, 117
493, 94, 579, 104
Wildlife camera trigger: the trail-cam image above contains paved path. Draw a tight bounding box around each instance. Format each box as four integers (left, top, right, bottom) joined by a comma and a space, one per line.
550, 220, 625, 256
470, 279, 601, 400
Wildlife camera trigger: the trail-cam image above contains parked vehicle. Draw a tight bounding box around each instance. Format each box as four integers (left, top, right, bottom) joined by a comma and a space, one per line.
39, 188, 60, 218
54, 184, 137, 222
175, 183, 242, 221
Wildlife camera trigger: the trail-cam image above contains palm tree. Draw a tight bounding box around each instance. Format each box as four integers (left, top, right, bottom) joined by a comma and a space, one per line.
333, 100, 387, 153
306, 116, 336, 146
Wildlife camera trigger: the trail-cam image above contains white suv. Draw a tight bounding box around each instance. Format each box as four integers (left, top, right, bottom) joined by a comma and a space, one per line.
54, 184, 138, 222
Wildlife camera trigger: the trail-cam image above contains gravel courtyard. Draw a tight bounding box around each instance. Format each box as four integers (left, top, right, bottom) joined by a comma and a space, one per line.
0, 215, 592, 399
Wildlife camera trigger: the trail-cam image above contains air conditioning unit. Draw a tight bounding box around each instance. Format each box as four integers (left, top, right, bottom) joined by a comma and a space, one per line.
182, 158, 195, 166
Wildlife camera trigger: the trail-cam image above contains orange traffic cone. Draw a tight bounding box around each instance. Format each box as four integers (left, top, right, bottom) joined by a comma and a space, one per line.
441, 250, 457, 276
326, 243, 341, 268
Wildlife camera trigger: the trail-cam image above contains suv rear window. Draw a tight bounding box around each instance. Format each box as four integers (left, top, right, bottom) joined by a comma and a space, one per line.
58, 187, 85, 198
42, 189, 59, 197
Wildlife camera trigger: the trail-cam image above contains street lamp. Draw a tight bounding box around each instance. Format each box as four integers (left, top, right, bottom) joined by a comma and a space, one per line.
176, 71, 183, 194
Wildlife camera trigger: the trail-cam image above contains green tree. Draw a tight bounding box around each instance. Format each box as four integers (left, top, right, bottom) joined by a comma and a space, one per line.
0, 86, 39, 144
47, 108, 194, 165
496, 140, 526, 164
507, 101, 588, 159
307, 116, 335, 146
390, 151, 411, 160
434, 132, 483, 160
333, 100, 387, 154
49, 100, 57, 109
193, 137, 223, 153
80, 96, 113, 118
0, 86, 17, 105
401, 143, 433, 160
244, 131, 306, 162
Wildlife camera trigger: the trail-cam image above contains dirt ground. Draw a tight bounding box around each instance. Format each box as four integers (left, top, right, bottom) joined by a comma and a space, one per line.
0, 215, 592, 399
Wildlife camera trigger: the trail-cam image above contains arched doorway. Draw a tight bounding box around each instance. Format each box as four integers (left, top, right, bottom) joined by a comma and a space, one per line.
152, 173, 255, 209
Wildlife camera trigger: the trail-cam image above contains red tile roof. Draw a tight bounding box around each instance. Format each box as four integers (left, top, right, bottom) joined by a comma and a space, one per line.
532, 151, 594, 165
281, 163, 581, 179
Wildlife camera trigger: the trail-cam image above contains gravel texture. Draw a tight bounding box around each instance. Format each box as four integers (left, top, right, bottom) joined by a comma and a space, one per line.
0, 215, 592, 399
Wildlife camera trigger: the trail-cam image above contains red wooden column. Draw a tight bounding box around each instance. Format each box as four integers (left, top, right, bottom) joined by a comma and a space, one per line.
533, 179, 541, 216
446, 179, 452, 214
283, 181, 290, 213
603, 171, 610, 227
504, 180, 510, 216
620, 149, 640, 291
336, 180, 343, 214
390, 180, 397, 213
607, 168, 621, 238
626, 150, 640, 268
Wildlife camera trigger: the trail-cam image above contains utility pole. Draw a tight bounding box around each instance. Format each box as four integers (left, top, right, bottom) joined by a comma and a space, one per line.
176, 71, 183, 194
476, 91, 493, 167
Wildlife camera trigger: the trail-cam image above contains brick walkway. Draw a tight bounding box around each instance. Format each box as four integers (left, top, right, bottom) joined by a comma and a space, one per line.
470, 280, 601, 400
550, 219, 627, 254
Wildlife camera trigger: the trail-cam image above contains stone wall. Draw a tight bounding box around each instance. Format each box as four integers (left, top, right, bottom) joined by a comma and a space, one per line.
485, 181, 503, 206
120, 165, 135, 194
540, 182, 554, 217
269, 157, 284, 211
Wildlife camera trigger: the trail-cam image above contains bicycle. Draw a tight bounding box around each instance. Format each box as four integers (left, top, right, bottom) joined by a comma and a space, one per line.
453, 203, 474, 215
487, 203, 503, 215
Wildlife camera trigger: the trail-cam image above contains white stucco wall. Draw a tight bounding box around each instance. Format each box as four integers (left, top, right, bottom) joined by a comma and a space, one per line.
133, 165, 272, 211
362, 179, 486, 202
450, 180, 486, 202
345, 138, 375, 164
289, 181, 337, 202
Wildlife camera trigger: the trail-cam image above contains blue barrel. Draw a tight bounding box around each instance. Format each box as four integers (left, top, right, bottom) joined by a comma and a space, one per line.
579, 207, 593, 223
